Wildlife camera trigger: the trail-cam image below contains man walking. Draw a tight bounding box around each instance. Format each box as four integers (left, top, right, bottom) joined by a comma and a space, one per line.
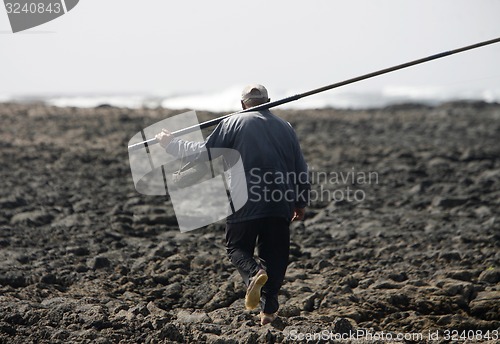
156, 84, 310, 325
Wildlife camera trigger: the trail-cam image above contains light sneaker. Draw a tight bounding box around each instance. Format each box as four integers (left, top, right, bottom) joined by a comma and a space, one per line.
260, 312, 278, 325
245, 269, 268, 310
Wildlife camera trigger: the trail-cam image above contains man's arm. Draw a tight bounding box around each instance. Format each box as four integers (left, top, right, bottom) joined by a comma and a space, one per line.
155, 121, 230, 163
292, 132, 310, 221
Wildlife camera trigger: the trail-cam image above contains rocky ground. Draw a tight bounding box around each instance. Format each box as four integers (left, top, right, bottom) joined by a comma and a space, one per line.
0, 101, 499, 343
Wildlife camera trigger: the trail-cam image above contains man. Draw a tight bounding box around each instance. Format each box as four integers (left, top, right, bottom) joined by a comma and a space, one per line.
156, 84, 310, 325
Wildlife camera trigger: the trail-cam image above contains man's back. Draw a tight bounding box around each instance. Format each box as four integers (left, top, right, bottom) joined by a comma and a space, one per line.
205, 110, 309, 223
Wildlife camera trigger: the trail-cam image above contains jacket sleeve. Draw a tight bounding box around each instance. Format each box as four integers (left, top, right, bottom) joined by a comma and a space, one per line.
293, 133, 310, 208
164, 121, 232, 162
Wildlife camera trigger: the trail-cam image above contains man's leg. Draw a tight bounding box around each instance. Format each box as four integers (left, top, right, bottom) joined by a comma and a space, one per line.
225, 221, 261, 286
256, 218, 290, 314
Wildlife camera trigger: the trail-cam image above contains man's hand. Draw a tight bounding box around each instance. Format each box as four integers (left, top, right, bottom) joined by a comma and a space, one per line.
291, 207, 306, 222
155, 129, 173, 148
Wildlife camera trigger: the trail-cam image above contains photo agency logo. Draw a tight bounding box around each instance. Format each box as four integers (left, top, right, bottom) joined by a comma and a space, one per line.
128, 111, 248, 233
3, 0, 79, 33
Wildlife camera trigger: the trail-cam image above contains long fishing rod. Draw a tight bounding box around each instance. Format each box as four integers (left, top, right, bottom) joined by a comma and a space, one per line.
128, 36, 500, 152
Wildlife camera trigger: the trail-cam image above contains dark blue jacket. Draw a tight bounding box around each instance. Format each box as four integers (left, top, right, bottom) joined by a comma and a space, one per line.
165, 110, 310, 223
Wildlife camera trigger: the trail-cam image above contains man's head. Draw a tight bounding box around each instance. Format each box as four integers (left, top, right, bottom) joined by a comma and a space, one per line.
241, 84, 270, 109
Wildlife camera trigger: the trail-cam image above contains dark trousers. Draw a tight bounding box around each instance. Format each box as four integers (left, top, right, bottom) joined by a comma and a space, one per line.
225, 217, 290, 314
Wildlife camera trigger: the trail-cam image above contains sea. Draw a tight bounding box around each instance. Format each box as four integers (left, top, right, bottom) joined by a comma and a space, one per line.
1, 86, 499, 112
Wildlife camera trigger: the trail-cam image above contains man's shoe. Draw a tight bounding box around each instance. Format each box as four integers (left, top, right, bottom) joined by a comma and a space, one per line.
245, 269, 268, 310
260, 312, 278, 325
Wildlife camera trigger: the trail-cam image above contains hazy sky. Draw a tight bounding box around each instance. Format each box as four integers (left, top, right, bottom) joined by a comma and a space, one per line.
1, 0, 499, 99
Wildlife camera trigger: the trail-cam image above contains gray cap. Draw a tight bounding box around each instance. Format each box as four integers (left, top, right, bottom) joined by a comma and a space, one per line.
241, 84, 268, 102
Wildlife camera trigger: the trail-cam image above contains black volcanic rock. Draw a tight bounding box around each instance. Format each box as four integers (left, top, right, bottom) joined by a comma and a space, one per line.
1, 102, 500, 343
